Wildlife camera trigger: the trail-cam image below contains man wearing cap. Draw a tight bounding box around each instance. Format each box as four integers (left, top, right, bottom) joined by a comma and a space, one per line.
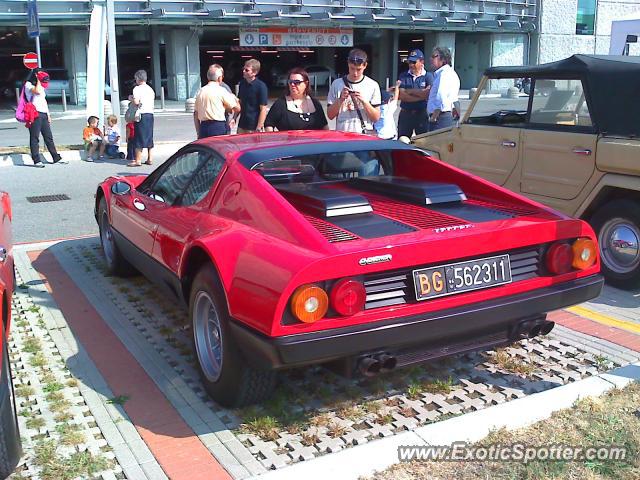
24, 70, 66, 167
397, 49, 434, 138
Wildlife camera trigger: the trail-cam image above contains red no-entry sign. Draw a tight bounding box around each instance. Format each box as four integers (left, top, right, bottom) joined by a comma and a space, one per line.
23, 52, 39, 69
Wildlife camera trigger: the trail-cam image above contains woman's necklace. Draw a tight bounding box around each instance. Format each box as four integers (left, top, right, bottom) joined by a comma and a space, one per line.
291, 96, 305, 111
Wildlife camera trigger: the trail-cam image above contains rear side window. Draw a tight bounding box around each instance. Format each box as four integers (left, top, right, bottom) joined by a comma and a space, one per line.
181, 155, 225, 206
149, 151, 207, 205
529, 79, 592, 128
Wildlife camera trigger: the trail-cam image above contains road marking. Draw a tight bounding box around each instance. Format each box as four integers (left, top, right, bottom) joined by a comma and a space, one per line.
567, 305, 640, 334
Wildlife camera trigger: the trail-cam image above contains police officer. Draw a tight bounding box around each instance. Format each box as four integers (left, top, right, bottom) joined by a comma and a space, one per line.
397, 49, 434, 138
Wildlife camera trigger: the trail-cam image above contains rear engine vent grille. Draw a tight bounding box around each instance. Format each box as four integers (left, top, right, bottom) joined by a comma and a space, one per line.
364, 194, 465, 230
364, 273, 410, 309
304, 214, 359, 243
26, 194, 70, 203
466, 197, 540, 217
363, 245, 543, 309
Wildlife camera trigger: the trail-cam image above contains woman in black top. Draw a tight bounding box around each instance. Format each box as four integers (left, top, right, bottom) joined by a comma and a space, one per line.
265, 68, 329, 131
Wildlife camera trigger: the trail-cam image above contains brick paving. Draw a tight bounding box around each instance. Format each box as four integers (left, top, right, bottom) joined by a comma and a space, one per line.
7, 237, 640, 479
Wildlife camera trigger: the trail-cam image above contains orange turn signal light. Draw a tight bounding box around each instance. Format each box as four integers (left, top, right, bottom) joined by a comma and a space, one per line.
290, 284, 328, 323
572, 238, 597, 270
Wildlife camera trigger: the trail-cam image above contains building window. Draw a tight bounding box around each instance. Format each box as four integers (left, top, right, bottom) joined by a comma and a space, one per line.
576, 0, 596, 35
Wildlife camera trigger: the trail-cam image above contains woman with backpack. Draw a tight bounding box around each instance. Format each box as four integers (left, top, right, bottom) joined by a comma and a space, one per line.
23, 70, 65, 168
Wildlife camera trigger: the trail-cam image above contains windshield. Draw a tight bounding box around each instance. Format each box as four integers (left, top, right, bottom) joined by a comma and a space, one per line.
254, 150, 395, 184
467, 77, 592, 129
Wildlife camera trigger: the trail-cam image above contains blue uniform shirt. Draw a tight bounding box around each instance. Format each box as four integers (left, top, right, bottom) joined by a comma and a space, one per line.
398, 70, 434, 111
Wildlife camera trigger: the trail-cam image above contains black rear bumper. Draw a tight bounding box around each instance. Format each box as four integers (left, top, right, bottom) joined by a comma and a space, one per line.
229, 274, 603, 369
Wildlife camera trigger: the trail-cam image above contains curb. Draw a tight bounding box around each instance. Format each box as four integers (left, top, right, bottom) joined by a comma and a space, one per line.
0, 141, 187, 167
250, 363, 640, 480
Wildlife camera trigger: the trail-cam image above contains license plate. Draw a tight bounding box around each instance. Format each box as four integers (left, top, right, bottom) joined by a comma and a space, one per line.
413, 254, 512, 301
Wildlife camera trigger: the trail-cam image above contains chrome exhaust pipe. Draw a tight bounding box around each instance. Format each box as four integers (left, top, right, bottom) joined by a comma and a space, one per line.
539, 321, 555, 336
358, 357, 381, 377
378, 354, 397, 373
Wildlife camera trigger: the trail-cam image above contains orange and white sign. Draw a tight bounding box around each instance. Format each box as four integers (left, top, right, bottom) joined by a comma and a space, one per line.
239, 27, 353, 47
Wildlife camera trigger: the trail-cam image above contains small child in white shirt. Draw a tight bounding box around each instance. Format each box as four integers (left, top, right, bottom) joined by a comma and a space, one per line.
374, 80, 401, 140
104, 114, 124, 158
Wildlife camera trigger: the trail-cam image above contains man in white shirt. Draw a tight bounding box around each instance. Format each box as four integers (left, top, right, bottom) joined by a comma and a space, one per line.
327, 48, 381, 134
427, 47, 460, 132
194, 65, 240, 138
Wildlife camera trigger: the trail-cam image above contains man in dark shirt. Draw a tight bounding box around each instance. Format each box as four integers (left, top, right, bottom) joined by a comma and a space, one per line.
235, 59, 268, 133
397, 49, 434, 138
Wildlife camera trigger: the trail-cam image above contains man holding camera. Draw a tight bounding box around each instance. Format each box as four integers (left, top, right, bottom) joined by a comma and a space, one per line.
327, 48, 381, 134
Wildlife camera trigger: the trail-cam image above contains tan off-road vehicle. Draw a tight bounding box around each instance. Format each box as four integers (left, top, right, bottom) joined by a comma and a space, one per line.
413, 55, 640, 289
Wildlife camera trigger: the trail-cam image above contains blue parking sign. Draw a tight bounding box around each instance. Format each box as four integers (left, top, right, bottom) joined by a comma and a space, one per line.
27, 0, 40, 38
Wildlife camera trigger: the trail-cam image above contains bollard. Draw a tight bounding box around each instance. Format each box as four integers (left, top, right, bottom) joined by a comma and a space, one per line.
469, 87, 478, 99
103, 99, 112, 116
185, 97, 195, 113
386, 77, 390, 90
120, 100, 129, 115
160, 87, 165, 111
61, 89, 67, 112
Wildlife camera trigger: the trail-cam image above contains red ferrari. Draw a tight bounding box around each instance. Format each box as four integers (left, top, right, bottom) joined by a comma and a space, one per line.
95, 132, 602, 407
0, 191, 21, 479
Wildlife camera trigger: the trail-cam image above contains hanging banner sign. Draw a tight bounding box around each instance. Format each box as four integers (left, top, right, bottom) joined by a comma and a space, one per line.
239, 27, 353, 48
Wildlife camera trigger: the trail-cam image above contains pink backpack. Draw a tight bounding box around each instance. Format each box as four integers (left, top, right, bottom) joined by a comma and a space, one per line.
15, 86, 38, 127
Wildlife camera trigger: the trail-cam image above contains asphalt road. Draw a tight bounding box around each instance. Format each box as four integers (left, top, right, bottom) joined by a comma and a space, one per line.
0, 157, 169, 243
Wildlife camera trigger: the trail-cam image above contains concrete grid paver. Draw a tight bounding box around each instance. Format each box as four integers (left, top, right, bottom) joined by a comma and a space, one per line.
8, 238, 640, 479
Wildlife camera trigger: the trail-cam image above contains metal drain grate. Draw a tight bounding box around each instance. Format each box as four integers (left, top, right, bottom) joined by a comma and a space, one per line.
26, 194, 70, 203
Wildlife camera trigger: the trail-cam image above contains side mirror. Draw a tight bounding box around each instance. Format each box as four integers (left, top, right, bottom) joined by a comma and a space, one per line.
111, 181, 132, 196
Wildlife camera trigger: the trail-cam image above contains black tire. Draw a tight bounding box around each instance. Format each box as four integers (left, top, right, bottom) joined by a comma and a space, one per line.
0, 337, 22, 479
189, 264, 276, 407
590, 199, 640, 289
98, 198, 136, 277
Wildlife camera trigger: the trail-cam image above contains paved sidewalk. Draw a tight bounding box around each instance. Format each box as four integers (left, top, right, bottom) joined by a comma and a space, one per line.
8, 237, 640, 479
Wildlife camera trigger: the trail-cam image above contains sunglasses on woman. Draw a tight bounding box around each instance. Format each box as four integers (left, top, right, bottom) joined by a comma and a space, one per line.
348, 57, 366, 65
288, 79, 305, 85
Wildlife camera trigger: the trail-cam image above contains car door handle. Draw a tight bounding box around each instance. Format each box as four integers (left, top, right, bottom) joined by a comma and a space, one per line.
0, 246, 6, 263
133, 198, 146, 211
501, 141, 516, 148
572, 148, 592, 156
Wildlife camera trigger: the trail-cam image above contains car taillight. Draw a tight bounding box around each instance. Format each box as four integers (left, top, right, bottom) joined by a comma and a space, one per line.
572, 238, 597, 270
330, 278, 366, 316
546, 242, 573, 274
290, 285, 328, 323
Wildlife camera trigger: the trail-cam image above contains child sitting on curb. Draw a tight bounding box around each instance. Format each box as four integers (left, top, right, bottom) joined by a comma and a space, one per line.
104, 115, 125, 159
83, 115, 104, 162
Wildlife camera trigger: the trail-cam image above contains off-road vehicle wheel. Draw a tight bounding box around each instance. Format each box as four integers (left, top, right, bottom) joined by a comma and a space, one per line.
591, 199, 640, 289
